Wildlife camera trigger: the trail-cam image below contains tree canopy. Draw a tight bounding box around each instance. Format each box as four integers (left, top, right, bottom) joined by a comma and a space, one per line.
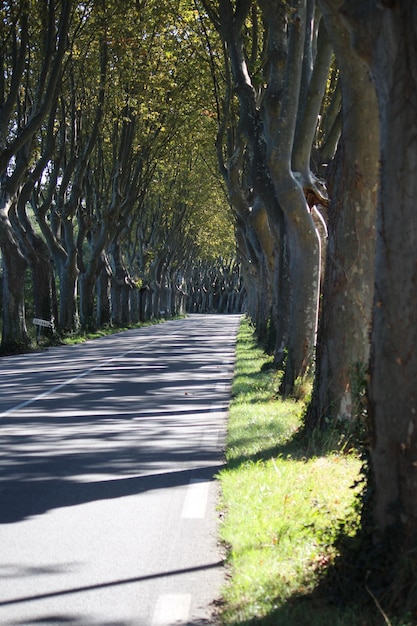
0, 0, 238, 341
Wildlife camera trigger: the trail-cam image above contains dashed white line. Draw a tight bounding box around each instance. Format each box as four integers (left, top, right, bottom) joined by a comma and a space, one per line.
181, 478, 210, 519
151, 593, 192, 626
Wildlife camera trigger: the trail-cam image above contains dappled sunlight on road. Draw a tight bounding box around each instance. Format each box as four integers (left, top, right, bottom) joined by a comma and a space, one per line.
0, 315, 240, 523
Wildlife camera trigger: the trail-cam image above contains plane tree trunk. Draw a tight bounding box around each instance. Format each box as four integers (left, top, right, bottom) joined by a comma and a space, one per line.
343, 0, 417, 611
305, 0, 379, 427
0, 202, 29, 352
11, 203, 57, 328
12, 114, 59, 328
96, 253, 112, 327
110, 240, 134, 326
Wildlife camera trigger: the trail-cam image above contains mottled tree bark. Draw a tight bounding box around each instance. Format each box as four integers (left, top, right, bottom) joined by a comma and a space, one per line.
343, 0, 417, 534
343, 0, 417, 609
110, 241, 133, 326
306, 0, 379, 427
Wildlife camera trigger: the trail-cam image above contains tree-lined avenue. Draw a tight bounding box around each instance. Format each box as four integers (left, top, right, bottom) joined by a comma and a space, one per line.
0, 314, 240, 626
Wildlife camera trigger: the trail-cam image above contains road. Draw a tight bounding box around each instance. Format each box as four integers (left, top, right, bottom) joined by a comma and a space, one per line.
0, 314, 240, 626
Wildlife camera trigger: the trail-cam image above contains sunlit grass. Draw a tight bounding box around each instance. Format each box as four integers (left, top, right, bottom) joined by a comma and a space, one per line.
58, 318, 166, 345
218, 317, 374, 626
220, 455, 361, 623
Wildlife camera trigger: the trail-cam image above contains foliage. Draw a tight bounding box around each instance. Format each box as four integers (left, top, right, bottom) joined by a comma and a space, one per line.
0, 0, 238, 342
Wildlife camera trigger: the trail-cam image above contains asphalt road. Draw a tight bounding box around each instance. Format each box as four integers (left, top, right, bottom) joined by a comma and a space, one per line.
0, 314, 241, 626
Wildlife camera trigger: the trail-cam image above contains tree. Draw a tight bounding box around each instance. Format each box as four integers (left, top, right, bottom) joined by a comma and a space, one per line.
341, 0, 417, 610
197, 0, 276, 340
200, 0, 333, 392
0, 0, 240, 346
0, 0, 72, 351
305, 0, 379, 427
260, 0, 326, 392
31, 0, 224, 331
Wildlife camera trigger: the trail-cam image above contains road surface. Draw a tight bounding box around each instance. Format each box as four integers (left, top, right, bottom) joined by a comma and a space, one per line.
0, 314, 240, 626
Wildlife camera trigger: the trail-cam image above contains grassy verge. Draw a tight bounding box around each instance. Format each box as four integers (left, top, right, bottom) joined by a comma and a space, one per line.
218, 318, 383, 626
59, 318, 166, 346
0, 317, 176, 356
27, 317, 169, 349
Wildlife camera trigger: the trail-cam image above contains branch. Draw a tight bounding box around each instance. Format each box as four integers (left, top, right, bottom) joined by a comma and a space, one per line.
234, 0, 253, 31
292, 17, 333, 175
0, 4, 28, 134
272, 0, 307, 166
198, 0, 221, 32
0, 1, 72, 174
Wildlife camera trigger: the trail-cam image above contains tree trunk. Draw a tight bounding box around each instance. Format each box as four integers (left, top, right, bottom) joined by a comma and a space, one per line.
150, 283, 161, 319
277, 190, 321, 393
306, 0, 379, 427
129, 287, 140, 324
236, 217, 272, 343
260, 0, 322, 391
343, 0, 417, 609
57, 247, 79, 332
368, 5, 417, 535
96, 254, 112, 327
31, 251, 56, 329
11, 204, 56, 328
110, 241, 132, 326
209, 0, 285, 355
79, 271, 96, 331
79, 235, 110, 331
140, 286, 151, 322
0, 211, 29, 352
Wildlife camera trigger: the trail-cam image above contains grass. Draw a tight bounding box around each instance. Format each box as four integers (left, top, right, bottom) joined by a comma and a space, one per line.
0, 317, 170, 356
217, 317, 395, 626
30, 318, 168, 348
59, 321, 158, 345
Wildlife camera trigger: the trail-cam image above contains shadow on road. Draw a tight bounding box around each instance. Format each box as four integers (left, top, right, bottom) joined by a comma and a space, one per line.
1, 613, 216, 625
0, 561, 224, 608
0, 463, 223, 524
0, 316, 238, 525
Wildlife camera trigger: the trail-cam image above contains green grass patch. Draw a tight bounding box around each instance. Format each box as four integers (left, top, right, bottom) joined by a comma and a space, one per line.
217, 317, 388, 626
31, 318, 167, 348
60, 318, 168, 345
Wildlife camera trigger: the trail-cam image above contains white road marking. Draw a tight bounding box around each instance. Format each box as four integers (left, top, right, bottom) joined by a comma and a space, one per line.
0, 338, 156, 419
181, 478, 210, 519
151, 593, 192, 626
